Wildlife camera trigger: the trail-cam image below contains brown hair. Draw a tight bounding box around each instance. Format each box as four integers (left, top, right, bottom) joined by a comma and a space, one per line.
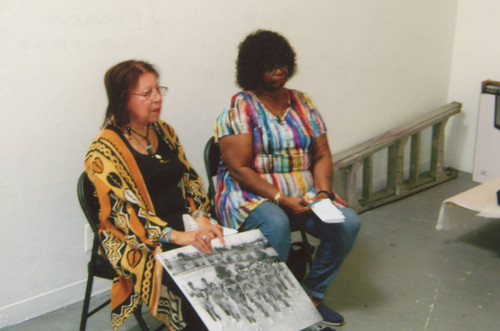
102, 60, 159, 128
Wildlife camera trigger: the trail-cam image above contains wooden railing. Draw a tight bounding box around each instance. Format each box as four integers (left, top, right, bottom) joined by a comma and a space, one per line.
332, 102, 462, 213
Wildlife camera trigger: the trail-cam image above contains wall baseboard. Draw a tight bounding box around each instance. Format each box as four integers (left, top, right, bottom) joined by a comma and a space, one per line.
0, 278, 109, 328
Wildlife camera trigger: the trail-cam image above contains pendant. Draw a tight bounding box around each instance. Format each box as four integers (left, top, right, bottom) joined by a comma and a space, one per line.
154, 153, 169, 164
146, 144, 153, 152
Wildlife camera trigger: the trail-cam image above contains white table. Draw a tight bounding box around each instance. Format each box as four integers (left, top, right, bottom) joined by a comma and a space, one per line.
436, 177, 500, 230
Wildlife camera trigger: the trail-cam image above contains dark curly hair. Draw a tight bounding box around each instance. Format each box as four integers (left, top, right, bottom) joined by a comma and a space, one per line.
236, 30, 296, 90
102, 60, 159, 128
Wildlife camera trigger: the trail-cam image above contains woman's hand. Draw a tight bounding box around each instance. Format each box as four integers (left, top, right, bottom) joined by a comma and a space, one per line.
279, 195, 310, 215
169, 217, 224, 254
313, 191, 330, 202
312, 191, 349, 207
169, 229, 216, 254
196, 216, 225, 247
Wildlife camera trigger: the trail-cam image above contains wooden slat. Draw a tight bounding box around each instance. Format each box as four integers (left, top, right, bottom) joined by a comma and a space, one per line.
409, 132, 421, 184
362, 155, 373, 201
387, 138, 407, 195
430, 119, 449, 179
387, 144, 397, 194
346, 159, 363, 211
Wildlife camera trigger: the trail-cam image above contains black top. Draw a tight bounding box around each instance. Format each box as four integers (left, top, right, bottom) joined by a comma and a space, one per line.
110, 125, 186, 231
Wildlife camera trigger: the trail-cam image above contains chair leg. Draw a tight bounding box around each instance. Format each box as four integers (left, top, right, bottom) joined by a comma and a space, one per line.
133, 305, 150, 331
300, 230, 314, 268
79, 245, 99, 331
79, 272, 94, 331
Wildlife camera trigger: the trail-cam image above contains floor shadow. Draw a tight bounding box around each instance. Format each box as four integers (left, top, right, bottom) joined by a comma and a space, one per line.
447, 220, 500, 257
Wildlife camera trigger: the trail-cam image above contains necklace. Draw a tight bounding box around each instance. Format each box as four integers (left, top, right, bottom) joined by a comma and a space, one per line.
126, 124, 167, 163
127, 124, 153, 155
255, 91, 290, 122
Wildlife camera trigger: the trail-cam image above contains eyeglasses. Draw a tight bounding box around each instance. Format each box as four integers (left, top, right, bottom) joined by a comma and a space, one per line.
131, 86, 168, 99
265, 64, 289, 74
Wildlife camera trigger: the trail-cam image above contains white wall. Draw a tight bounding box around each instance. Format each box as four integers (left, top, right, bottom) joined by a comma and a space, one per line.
447, 0, 500, 172
0, 0, 458, 327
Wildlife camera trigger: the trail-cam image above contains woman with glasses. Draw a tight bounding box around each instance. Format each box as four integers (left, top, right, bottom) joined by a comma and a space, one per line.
85, 60, 221, 330
214, 30, 361, 327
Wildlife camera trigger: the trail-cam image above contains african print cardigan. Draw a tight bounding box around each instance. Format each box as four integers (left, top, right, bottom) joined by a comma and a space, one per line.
84, 120, 209, 330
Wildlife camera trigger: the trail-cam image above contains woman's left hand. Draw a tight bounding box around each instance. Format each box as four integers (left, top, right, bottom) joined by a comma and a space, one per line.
195, 216, 225, 247
313, 191, 349, 207
312, 191, 329, 202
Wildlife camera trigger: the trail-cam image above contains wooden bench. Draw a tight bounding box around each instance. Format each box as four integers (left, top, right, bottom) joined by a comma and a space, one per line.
332, 102, 462, 213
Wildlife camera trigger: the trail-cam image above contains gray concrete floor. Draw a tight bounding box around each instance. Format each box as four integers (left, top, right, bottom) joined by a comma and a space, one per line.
3, 172, 499, 331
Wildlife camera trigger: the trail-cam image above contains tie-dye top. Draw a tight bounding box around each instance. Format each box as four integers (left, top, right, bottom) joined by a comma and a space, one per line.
214, 89, 327, 229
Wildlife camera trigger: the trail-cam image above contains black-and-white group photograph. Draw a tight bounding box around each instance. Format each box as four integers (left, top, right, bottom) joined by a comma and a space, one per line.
156, 229, 322, 331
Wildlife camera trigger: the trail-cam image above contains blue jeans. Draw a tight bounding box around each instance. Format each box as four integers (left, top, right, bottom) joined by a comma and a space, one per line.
241, 201, 361, 300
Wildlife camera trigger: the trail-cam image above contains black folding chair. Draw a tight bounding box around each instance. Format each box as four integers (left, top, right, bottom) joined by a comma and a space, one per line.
203, 137, 221, 215
203, 137, 314, 281
77, 172, 156, 331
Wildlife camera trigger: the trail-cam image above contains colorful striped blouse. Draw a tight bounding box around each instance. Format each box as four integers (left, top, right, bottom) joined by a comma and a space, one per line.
214, 89, 327, 229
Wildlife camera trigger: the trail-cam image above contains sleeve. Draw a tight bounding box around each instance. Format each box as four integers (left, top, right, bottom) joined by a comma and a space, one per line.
85, 139, 167, 250
295, 91, 327, 137
160, 122, 211, 214
214, 92, 254, 140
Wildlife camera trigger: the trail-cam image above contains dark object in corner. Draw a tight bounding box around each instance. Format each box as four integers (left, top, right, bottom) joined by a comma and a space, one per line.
482, 80, 500, 130
497, 189, 500, 205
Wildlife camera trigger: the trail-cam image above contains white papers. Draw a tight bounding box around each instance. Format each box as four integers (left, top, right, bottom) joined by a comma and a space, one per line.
309, 199, 345, 223
222, 227, 238, 236
182, 214, 238, 236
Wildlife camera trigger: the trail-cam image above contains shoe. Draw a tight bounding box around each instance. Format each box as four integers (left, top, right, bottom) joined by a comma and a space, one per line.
316, 303, 344, 326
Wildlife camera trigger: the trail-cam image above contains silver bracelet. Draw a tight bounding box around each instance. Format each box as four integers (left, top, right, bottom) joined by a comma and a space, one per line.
192, 209, 209, 219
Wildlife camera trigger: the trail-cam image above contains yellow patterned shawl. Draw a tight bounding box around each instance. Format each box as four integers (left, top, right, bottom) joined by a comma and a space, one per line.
84, 121, 209, 330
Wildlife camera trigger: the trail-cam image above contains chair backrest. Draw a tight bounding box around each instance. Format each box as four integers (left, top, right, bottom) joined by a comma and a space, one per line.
77, 172, 102, 244
203, 137, 221, 214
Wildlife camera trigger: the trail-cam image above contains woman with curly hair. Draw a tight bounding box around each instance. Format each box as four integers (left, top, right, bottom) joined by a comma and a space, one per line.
214, 30, 361, 327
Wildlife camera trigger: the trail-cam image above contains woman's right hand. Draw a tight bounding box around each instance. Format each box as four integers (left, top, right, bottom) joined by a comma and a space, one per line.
279, 195, 310, 215
169, 229, 216, 254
